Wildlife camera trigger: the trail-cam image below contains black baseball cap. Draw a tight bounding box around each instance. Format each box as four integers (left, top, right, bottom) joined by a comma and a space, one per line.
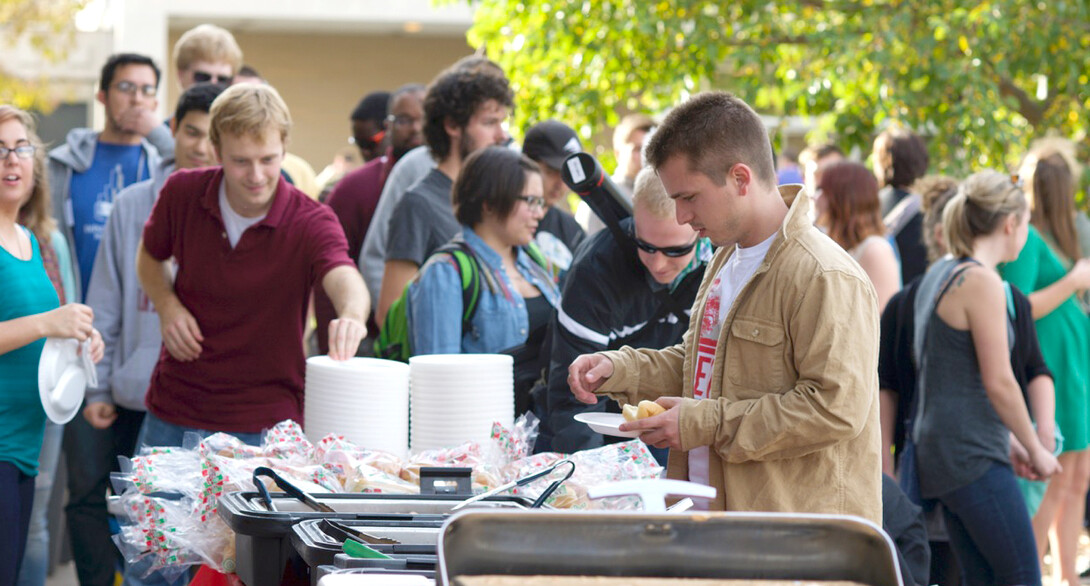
522, 120, 583, 170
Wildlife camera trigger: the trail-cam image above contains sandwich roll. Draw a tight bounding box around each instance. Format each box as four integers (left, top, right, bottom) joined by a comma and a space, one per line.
622, 400, 666, 422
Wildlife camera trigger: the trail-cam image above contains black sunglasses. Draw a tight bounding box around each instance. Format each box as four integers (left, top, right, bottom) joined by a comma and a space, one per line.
633, 237, 698, 257
193, 71, 234, 84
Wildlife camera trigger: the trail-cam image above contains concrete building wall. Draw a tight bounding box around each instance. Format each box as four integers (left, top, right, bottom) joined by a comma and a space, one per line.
164, 29, 472, 169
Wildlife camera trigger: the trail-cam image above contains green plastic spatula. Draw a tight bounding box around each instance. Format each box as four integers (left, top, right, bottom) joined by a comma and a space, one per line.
342, 538, 392, 559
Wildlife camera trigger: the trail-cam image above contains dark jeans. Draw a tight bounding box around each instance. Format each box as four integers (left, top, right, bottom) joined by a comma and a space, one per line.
0, 462, 35, 585
938, 462, 1040, 586
64, 406, 145, 586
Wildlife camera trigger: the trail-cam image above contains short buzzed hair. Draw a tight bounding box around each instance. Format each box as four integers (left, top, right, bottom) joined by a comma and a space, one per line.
209, 83, 291, 148
645, 92, 776, 187
173, 82, 227, 125
173, 24, 243, 74
632, 167, 674, 219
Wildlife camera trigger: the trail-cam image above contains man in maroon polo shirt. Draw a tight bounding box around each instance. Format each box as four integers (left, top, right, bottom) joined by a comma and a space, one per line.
316, 83, 425, 354
135, 83, 368, 445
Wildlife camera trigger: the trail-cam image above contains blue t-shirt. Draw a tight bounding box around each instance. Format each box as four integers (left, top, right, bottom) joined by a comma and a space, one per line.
69, 141, 148, 297
0, 229, 60, 476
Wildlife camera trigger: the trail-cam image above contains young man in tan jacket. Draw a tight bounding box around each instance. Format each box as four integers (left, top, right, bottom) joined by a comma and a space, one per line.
568, 91, 883, 524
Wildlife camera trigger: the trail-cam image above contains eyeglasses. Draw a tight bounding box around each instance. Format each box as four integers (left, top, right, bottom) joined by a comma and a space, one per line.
112, 81, 157, 97
516, 195, 547, 210
0, 144, 36, 160
386, 114, 423, 128
633, 237, 699, 257
349, 129, 386, 147
192, 71, 234, 84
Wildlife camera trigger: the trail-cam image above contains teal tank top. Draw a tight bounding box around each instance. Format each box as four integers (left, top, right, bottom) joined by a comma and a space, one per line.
0, 228, 61, 476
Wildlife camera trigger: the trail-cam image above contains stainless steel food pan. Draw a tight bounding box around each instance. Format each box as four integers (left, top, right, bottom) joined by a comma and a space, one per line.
438, 510, 902, 586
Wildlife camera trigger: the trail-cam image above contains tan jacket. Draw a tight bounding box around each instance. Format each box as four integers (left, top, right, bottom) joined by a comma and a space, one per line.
597, 186, 883, 524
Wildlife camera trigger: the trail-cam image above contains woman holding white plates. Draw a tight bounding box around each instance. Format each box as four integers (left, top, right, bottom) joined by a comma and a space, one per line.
0, 105, 103, 584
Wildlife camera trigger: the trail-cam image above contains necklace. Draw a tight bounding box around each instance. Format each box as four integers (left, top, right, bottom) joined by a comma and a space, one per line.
0, 225, 26, 259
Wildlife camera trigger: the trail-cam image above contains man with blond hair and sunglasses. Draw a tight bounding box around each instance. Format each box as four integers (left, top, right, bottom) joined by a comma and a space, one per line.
143, 23, 245, 163
174, 24, 243, 91
538, 167, 711, 457
135, 84, 368, 449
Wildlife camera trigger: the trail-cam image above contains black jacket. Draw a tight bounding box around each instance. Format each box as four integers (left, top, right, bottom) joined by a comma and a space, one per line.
534, 218, 709, 453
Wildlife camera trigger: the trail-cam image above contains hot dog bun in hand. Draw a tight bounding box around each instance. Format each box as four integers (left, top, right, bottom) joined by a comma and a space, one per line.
622, 400, 666, 422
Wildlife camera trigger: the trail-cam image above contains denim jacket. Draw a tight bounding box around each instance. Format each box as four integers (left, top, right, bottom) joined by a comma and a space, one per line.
408, 226, 561, 355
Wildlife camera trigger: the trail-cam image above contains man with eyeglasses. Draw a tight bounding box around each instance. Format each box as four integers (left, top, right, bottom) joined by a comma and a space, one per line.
45, 51, 165, 586
318, 84, 426, 355
350, 91, 393, 163
536, 167, 710, 456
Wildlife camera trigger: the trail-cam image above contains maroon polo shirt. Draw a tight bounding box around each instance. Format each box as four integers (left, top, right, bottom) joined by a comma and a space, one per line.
315, 150, 394, 353
142, 167, 354, 432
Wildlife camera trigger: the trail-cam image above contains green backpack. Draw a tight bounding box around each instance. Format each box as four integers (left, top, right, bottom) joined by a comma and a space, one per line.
373, 240, 550, 362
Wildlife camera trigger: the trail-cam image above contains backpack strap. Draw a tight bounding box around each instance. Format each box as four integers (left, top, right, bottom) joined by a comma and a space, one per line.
435, 241, 483, 335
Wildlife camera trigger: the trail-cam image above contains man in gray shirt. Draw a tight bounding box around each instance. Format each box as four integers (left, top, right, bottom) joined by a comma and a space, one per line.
374, 65, 514, 324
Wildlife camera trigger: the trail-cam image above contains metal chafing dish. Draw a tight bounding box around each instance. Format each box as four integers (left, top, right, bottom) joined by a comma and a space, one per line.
438, 510, 903, 586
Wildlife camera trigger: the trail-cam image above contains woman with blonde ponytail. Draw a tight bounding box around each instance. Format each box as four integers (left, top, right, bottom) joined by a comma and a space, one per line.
913, 170, 1061, 586
999, 141, 1090, 586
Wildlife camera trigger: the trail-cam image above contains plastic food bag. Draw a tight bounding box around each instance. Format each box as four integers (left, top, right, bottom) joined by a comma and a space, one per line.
511, 440, 664, 509
262, 419, 312, 462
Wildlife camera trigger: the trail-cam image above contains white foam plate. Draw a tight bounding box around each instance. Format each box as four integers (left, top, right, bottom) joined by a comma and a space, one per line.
574, 412, 642, 438
38, 338, 88, 423
307, 355, 410, 374
40, 365, 86, 424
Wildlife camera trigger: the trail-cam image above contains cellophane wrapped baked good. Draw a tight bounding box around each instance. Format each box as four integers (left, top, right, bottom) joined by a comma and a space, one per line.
112, 415, 665, 579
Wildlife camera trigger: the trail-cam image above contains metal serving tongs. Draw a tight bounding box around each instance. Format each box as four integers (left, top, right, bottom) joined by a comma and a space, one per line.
451, 459, 575, 511
253, 466, 336, 513
321, 518, 401, 546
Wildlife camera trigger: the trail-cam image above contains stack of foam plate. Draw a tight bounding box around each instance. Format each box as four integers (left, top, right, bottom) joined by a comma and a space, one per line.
304, 357, 410, 458
409, 354, 514, 453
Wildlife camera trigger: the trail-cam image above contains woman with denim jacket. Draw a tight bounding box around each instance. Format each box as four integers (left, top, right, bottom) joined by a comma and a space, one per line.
408, 147, 560, 413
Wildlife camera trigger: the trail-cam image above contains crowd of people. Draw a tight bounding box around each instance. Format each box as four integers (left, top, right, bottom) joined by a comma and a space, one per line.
1, 19, 1089, 586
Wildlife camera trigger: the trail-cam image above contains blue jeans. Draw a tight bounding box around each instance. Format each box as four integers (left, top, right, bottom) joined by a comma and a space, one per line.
16, 421, 63, 586
938, 462, 1041, 586
0, 462, 35, 585
134, 412, 265, 450
123, 413, 264, 586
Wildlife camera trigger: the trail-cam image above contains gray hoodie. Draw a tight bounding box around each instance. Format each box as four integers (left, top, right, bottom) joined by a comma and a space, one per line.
84, 159, 173, 410
48, 127, 164, 300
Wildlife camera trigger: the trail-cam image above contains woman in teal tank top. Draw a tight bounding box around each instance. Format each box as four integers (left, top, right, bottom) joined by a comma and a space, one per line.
0, 106, 104, 584
999, 145, 1090, 586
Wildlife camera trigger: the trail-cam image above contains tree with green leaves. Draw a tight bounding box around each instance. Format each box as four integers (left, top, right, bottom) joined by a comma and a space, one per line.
467, 0, 1090, 177
0, 0, 88, 109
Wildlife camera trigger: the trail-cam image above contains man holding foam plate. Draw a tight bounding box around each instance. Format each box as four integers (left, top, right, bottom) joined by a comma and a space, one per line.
568, 92, 882, 523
